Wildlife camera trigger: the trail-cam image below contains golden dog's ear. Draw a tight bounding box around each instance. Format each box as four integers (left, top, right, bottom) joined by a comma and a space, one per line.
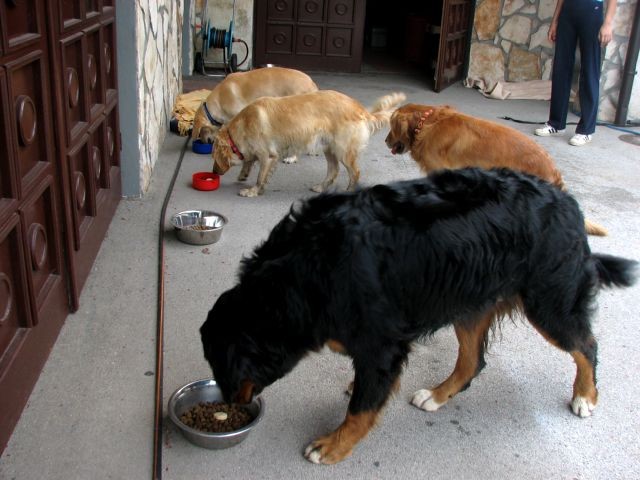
402, 111, 425, 146
212, 129, 233, 174
409, 111, 425, 133
191, 107, 204, 140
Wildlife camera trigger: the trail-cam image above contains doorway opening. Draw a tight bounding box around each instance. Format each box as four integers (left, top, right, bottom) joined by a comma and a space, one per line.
362, 1, 443, 89
362, 0, 475, 92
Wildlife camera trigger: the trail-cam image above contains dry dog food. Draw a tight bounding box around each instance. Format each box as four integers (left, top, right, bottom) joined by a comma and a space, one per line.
180, 402, 252, 432
183, 224, 212, 231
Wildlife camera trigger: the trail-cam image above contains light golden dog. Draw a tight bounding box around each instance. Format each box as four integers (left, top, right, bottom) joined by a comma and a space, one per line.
191, 67, 318, 144
212, 90, 406, 197
385, 103, 607, 236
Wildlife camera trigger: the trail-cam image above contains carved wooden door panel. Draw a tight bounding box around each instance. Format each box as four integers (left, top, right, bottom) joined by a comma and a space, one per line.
434, 0, 474, 92
48, 0, 121, 307
0, 0, 70, 453
254, 0, 366, 72
0, 0, 120, 452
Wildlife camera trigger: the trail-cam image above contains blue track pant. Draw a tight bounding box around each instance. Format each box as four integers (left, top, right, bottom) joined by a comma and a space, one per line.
548, 0, 604, 134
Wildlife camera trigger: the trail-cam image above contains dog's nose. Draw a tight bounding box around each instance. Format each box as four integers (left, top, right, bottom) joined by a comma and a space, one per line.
391, 142, 404, 155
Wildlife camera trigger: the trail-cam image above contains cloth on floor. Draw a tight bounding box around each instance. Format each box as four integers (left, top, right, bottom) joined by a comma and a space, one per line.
465, 78, 552, 101
171, 89, 211, 136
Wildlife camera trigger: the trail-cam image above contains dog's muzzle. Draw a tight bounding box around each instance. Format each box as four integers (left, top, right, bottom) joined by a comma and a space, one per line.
390, 142, 405, 155
212, 159, 229, 175
233, 380, 257, 404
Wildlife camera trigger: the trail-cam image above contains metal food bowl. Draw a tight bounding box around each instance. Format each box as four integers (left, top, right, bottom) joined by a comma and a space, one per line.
171, 210, 227, 245
168, 378, 264, 450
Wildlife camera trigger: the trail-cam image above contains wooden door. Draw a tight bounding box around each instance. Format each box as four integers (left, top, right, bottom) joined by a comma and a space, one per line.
0, 0, 70, 453
254, 0, 366, 72
0, 0, 121, 453
47, 0, 121, 309
434, 0, 474, 92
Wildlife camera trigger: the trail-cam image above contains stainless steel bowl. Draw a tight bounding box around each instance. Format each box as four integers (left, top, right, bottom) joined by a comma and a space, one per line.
171, 210, 227, 245
168, 378, 264, 450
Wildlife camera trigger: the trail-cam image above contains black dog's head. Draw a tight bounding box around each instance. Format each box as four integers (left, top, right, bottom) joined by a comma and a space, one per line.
200, 286, 304, 404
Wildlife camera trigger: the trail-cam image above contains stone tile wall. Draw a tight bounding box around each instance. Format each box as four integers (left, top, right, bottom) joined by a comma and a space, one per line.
601, 0, 639, 122
136, 0, 184, 192
467, 0, 639, 123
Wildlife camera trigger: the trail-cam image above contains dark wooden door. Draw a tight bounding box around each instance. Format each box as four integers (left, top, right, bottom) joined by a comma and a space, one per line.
434, 0, 474, 92
47, 0, 121, 309
0, 0, 120, 453
254, 0, 366, 72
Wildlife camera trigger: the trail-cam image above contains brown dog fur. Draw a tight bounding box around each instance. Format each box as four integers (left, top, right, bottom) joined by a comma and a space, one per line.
191, 67, 318, 143
385, 104, 607, 236
212, 90, 406, 197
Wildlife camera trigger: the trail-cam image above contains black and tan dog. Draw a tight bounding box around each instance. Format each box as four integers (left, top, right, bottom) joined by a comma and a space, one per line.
200, 167, 636, 464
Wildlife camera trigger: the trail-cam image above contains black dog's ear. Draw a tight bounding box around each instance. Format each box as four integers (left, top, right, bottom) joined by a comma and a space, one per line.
432, 168, 501, 205
201, 287, 240, 340
368, 184, 401, 221
371, 184, 399, 202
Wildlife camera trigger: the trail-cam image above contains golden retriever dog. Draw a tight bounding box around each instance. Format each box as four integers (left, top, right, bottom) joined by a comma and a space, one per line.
385, 104, 607, 236
191, 67, 318, 145
212, 90, 406, 197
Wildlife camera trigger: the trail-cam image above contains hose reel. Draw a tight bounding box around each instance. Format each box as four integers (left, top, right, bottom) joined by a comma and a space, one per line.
194, 0, 248, 76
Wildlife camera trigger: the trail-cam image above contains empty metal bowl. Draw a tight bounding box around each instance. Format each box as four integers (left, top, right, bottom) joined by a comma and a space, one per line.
168, 378, 264, 450
171, 210, 227, 245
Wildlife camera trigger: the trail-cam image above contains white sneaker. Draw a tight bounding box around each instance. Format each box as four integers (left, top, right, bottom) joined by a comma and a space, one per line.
534, 123, 566, 136
569, 134, 592, 146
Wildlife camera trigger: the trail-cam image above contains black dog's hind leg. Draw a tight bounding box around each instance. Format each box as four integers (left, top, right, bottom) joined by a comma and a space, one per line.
412, 311, 494, 412
304, 349, 406, 464
523, 277, 599, 417
527, 319, 599, 417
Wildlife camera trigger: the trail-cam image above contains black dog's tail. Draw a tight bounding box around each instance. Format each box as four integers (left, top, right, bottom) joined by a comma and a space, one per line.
593, 254, 638, 288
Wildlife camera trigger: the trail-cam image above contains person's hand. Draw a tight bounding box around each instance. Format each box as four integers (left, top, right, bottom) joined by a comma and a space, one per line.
599, 23, 613, 45
548, 22, 558, 42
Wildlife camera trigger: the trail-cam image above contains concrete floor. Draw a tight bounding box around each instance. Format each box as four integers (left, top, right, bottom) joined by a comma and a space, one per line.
1, 73, 639, 480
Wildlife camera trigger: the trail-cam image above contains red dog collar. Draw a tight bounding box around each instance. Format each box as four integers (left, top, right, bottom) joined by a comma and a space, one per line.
228, 133, 244, 160
414, 109, 434, 134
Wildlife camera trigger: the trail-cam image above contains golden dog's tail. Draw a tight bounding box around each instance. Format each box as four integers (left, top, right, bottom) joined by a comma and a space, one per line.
558, 183, 608, 236
191, 105, 206, 140
585, 219, 608, 236
368, 92, 406, 133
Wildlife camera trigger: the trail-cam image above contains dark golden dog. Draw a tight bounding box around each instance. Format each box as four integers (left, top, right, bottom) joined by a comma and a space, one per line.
385, 104, 607, 236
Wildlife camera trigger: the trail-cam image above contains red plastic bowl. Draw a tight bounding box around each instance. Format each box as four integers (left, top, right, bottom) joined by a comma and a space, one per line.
192, 172, 220, 191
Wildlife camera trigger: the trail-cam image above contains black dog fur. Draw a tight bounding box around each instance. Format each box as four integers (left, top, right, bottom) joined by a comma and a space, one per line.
201, 167, 636, 464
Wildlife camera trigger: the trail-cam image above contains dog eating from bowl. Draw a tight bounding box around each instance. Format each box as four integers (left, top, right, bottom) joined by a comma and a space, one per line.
201, 167, 637, 464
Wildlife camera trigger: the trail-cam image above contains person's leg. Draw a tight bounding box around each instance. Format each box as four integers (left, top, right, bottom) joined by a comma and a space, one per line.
548, 4, 579, 131
575, 1, 604, 135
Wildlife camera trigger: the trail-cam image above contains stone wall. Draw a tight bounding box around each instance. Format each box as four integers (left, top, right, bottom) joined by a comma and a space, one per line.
136, 0, 184, 192
600, 0, 639, 122
467, 0, 639, 123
